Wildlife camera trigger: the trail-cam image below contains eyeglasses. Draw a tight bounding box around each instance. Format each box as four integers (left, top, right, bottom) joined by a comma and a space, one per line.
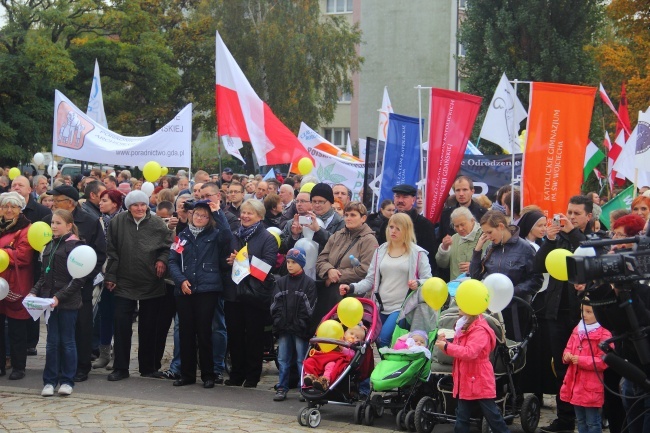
193, 214, 210, 220
295, 200, 310, 204
609, 231, 628, 239
312, 200, 327, 205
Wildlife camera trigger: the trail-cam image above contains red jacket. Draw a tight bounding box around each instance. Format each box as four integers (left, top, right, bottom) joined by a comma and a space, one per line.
559, 325, 611, 407
0, 216, 33, 320
446, 315, 497, 400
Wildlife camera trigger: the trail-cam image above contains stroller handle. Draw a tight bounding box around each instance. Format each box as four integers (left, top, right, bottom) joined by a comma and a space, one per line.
309, 338, 355, 349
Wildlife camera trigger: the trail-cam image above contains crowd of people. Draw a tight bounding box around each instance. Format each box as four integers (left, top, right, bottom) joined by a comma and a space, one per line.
0, 164, 648, 433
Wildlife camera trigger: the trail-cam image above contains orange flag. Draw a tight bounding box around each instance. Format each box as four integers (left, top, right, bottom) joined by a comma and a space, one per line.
522, 82, 596, 218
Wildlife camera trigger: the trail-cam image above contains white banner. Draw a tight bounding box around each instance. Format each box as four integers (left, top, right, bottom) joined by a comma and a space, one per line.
297, 123, 365, 200
86, 60, 108, 128
53, 90, 192, 167
479, 73, 527, 154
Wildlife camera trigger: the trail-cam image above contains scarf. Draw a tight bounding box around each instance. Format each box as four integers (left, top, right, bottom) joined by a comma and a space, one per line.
459, 222, 480, 244
101, 209, 122, 236
188, 223, 205, 238
577, 320, 601, 341
237, 221, 261, 243
316, 207, 335, 228
455, 316, 468, 334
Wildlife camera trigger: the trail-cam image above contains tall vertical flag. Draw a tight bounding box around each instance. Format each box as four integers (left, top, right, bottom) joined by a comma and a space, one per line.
634, 109, 650, 172
610, 83, 632, 185
611, 127, 650, 187
377, 87, 393, 142
479, 73, 528, 154
86, 60, 108, 128
583, 141, 605, 180
358, 138, 366, 161
599, 83, 630, 134
370, 87, 394, 208
215, 32, 309, 165
346, 133, 353, 155
424, 89, 482, 223
522, 82, 596, 218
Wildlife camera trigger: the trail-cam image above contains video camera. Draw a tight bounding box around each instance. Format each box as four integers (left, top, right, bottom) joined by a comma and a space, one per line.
182, 199, 196, 211
567, 235, 650, 286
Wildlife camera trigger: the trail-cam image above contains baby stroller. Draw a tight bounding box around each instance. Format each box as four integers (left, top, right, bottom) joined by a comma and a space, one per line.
363, 291, 438, 428
416, 297, 540, 433
297, 297, 381, 429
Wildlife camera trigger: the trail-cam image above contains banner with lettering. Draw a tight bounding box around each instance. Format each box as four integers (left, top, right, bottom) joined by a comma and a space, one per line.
362, 137, 382, 210
53, 90, 192, 167
458, 154, 523, 199
522, 83, 596, 217
378, 113, 424, 207
599, 184, 634, 230
424, 89, 483, 223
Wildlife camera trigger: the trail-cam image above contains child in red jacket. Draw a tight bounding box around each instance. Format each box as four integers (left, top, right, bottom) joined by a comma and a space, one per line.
435, 311, 508, 433
560, 299, 611, 433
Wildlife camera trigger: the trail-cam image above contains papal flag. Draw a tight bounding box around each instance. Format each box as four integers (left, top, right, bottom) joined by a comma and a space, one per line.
231, 245, 250, 284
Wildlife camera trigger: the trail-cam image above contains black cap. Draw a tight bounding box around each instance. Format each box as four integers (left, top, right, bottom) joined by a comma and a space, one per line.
392, 184, 417, 196
46, 185, 80, 202
310, 183, 335, 204
223, 167, 233, 174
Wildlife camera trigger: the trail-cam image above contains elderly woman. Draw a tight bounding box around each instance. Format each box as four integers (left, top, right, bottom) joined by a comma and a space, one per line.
0, 192, 33, 379
225, 199, 278, 388
435, 207, 483, 281
315, 202, 378, 334
168, 200, 232, 388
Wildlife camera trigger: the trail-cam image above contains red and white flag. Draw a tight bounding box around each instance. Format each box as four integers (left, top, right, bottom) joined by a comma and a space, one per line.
250, 256, 272, 281
215, 32, 309, 165
599, 83, 630, 135
610, 82, 632, 186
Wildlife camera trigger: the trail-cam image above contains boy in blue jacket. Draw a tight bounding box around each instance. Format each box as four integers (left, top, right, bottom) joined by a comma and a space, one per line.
270, 247, 317, 401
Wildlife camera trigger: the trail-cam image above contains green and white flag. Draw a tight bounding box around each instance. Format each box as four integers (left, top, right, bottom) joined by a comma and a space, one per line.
599, 184, 634, 230
583, 141, 605, 180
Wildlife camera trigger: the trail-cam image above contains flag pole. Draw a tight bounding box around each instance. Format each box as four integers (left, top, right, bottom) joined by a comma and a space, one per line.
372, 108, 383, 212
416, 85, 426, 209
634, 168, 639, 199
510, 79, 518, 218
598, 99, 611, 198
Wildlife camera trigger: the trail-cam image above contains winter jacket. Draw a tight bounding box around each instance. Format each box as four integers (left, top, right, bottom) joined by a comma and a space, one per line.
559, 325, 611, 407
366, 212, 388, 236
445, 315, 497, 400
316, 224, 379, 285
105, 209, 173, 300
270, 271, 317, 339
262, 210, 286, 230
0, 215, 33, 319
469, 226, 542, 300
349, 243, 432, 313
81, 200, 102, 220
31, 233, 86, 310
168, 211, 232, 296
436, 222, 485, 281
377, 208, 437, 272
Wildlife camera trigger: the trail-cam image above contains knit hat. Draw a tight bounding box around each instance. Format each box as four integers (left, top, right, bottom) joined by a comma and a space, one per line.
410, 330, 428, 345
286, 247, 307, 269
310, 183, 334, 204
124, 190, 149, 209
517, 210, 545, 239
0, 191, 26, 209
117, 182, 132, 196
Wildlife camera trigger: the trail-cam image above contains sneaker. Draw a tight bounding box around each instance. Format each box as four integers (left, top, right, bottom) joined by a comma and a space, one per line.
41, 384, 54, 397
214, 373, 224, 385
273, 388, 287, 401
161, 369, 180, 380
303, 374, 316, 387
539, 419, 575, 433
58, 384, 73, 396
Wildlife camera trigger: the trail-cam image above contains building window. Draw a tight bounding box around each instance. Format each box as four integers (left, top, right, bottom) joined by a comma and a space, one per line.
338, 91, 352, 103
323, 128, 350, 148
327, 0, 353, 13
459, 0, 468, 10
458, 43, 466, 57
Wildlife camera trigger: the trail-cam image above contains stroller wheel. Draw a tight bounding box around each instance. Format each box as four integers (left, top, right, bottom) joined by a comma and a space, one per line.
298, 407, 309, 426
371, 394, 385, 418
405, 410, 416, 432
307, 408, 321, 428
363, 403, 375, 426
396, 409, 407, 431
520, 394, 541, 433
414, 396, 436, 433
354, 402, 364, 425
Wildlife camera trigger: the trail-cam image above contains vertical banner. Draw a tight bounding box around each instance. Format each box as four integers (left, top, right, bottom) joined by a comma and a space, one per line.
362, 137, 379, 210
378, 113, 424, 206
425, 89, 483, 223
522, 83, 596, 218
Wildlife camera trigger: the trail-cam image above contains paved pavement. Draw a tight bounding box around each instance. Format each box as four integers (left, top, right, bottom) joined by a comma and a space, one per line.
0, 321, 558, 432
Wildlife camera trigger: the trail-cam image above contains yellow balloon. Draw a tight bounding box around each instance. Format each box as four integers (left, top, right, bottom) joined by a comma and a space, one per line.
300, 182, 316, 193
316, 319, 344, 353
337, 297, 364, 328
421, 277, 448, 310
27, 221, 53, 252
8, 167, 20, 180
161, 167, 169, 177
455, 279, 489, 315
297, 157, 313, 175
545, 248, 572, 281
143, 161, 162, 182
0, 249, 9, 273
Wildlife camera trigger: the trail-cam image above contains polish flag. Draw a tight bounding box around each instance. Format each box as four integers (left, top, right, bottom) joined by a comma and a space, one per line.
610, 82, 632, 186
250, 256, 272, 281
599, 83, 630, 135
215, 32, 309, 165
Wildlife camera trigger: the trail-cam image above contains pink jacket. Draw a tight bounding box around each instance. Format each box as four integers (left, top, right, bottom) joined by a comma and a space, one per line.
445, 315, 497, 400
559, 325, 611, 407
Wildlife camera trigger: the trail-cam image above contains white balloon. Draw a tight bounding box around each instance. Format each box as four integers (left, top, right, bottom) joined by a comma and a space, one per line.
67, 245, 98, 279
483, 273, 514, 313
267, 227, 282, 237
0, 277, 8, 300
33, 152, 45, 166
574, 246, 597, 257
301, 218, 323, 241
47, 162, 58, 177
295, 238, 318, 270
141, 182, 155, 197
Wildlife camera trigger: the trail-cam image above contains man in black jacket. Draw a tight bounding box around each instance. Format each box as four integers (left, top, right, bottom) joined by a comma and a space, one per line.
377, 184, 437, 273
44, 185, 106, 383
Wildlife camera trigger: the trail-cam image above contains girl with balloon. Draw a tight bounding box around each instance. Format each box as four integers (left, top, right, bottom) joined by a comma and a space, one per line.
28, 209, 86, 396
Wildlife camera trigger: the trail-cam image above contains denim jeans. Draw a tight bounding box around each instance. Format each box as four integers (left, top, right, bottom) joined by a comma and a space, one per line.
455, 398, 509, 433
378, 311, 400, 348
212, 296, 227, 375
168, 313, 180, 374
44, 308, 78, 387
574, 405, 601, 433
277, 333, 308, 391
622, 378, 650, 433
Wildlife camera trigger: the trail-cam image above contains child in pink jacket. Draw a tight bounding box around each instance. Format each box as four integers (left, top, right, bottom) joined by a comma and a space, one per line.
435, 311, 508, 433
560, 300, 611, 433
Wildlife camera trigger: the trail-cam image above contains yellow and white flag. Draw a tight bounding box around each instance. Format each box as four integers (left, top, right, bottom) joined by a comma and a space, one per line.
231, 245, 250, 284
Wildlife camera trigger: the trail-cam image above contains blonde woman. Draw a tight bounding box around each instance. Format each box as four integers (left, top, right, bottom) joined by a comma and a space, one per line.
340, 213, 431, 347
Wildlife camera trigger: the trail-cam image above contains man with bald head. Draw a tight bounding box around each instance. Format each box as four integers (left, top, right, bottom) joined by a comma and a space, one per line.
279, 184, 296, 220
253, 181, 268, 201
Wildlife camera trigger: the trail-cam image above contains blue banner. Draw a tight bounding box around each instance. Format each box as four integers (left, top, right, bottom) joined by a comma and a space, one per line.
378, 113, 423, 206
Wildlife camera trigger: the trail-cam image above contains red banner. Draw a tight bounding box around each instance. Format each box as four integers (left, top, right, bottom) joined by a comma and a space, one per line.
522, 82, 596, 218
425, 89, 483, 223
